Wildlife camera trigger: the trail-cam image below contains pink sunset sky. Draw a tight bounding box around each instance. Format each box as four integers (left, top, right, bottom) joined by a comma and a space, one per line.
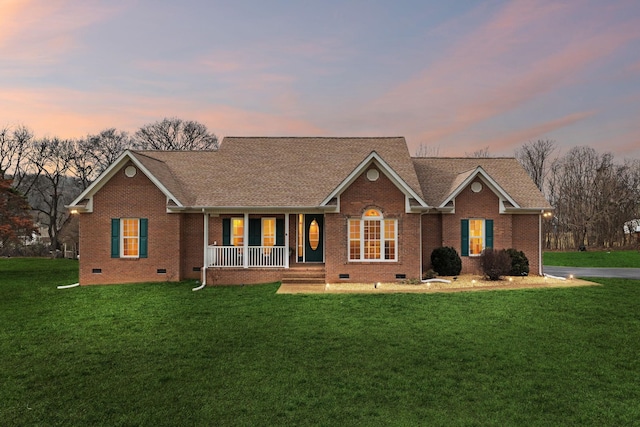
1, 0, 639, 158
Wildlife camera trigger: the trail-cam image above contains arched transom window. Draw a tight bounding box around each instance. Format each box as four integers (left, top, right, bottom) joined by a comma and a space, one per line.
349, 209, 397, 261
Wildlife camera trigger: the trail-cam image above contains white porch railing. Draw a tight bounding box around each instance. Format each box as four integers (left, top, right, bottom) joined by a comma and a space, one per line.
207, 245, 287, 268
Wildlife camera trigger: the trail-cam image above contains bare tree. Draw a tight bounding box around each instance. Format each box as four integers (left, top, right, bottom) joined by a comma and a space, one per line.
515, 139, 556, 191
24, 137, 80, 251
134, 117, 218, 151
465, 146, 491, 158
71, 128, 136, 189
0, 125, 34, 185
85, 128, 135, 175
414, 143, 440, 157
547, 146, 640, 250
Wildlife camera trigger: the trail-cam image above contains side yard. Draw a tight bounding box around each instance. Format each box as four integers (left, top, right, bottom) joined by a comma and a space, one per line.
544, 249, 640, 267
1, 258, 640, 426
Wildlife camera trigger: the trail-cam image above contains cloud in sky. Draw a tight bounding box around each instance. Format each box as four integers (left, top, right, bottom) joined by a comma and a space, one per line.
0, 0, 639, 159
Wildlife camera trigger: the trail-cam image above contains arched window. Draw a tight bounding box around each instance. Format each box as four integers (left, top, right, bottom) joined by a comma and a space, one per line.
349, 208, 397, 261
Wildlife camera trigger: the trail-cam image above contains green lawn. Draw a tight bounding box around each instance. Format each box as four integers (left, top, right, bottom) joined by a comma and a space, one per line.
544, 249, 640, 267
2, 258, 640, 426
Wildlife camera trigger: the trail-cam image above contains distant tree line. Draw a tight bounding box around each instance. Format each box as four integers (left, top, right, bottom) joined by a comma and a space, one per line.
0, 118, 217, 253
516, 140, 640, 250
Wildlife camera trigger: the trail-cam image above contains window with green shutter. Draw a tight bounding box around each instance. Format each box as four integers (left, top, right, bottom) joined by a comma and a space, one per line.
462, 218, 492, 256
111, 218, 147, 258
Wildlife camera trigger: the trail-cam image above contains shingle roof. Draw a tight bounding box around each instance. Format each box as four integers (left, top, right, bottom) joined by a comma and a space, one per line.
412, 157, 551, 209
131, 137, 423, 208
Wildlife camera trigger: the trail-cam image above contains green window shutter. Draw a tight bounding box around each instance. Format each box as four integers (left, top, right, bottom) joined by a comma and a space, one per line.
249, 218, 261, 246
111, 219, 120, 258
461, 219, 469, 256
139, 218, 148, 258
485, 219, 494, 249
276, 218, 285, 246
222, 218, 230, 246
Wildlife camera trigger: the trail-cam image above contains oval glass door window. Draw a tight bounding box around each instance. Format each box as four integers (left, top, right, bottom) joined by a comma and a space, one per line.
309, 219, 320, 250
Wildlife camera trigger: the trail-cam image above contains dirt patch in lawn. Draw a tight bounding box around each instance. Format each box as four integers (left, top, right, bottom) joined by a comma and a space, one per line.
321, 275, 598, 294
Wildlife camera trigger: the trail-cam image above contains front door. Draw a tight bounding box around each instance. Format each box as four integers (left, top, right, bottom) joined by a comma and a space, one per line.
304, 215, 324, 262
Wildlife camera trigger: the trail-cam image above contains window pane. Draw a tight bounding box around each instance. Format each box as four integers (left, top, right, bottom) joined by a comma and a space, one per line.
384, 241, 395, 260
384, 220, 395, 240
364, 209, 381, 217
469, 219, 483, 255
349, 220, 360, 239
364, 220, 380, 259
122, 219, 139, 257
232, 218, 244, 246
349, 220, 360, 260
262, 218, 275, 247
123, 219, 138, 237
308, 219, 320, 250
298, 214, 304, 257
350, 241, 360, 260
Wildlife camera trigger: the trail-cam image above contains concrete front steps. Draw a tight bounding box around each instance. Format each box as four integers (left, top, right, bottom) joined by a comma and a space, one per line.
277, 266, 326, 294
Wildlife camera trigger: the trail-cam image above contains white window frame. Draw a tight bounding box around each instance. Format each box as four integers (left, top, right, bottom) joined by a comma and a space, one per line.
348, 209, 397, 262
468, 218, 485, 257
120, 218, 140, 258
262, 217, 276, 248
231, 217, 244, 247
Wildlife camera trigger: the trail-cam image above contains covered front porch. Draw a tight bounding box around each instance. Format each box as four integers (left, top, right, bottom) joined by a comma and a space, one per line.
202, 212, 325, 269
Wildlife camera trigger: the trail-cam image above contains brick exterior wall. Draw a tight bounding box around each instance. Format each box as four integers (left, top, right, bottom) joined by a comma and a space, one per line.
421, 214, 442, 273
79, 161, 183, 285
512, 214, 542, 275
181, 213, 205, 280
324, 166, 422, 283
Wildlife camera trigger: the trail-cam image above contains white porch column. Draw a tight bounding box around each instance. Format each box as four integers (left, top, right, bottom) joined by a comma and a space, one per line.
203, 212, 209, 266
243, 212, 249, 268
285, 213, 290, 268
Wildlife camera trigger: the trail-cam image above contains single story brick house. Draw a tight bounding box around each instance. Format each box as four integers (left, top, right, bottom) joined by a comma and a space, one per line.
68, 137, 552, 286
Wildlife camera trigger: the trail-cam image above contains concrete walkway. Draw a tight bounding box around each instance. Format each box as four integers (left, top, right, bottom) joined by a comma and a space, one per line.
543, 266, 640, 280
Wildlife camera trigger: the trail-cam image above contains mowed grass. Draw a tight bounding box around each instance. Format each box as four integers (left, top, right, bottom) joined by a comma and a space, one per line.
544, 249, 640, 267
2, 259, 640, 426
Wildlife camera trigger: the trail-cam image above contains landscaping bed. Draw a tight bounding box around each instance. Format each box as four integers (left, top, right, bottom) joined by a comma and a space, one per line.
325, 274, 596, 293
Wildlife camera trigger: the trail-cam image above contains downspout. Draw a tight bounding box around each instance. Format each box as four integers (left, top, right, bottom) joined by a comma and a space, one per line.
539, 211, 543, 276
57, 283, 80, 289
193, 210, 208, 291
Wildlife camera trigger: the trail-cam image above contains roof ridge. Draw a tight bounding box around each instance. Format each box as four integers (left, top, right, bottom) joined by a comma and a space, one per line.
412, 156, 517, 159
130, 150, 168, 164
223, 136, 405, 140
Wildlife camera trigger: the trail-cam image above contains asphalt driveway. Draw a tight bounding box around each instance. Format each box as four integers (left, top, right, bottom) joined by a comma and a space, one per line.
543, 266, 640, 280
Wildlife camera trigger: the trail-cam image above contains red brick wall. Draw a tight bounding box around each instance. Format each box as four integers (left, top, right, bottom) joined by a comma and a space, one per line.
205, 268, 283, 286
512, 214, 542, 275
421, 214, 442, 272
325, 166, 422, 283
79, 161, 182, 285
181, 213, 205, 280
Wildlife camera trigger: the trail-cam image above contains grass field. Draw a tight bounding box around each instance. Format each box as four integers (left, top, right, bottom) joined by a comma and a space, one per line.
544, 249, 640, 267
2, 258, 640, 426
